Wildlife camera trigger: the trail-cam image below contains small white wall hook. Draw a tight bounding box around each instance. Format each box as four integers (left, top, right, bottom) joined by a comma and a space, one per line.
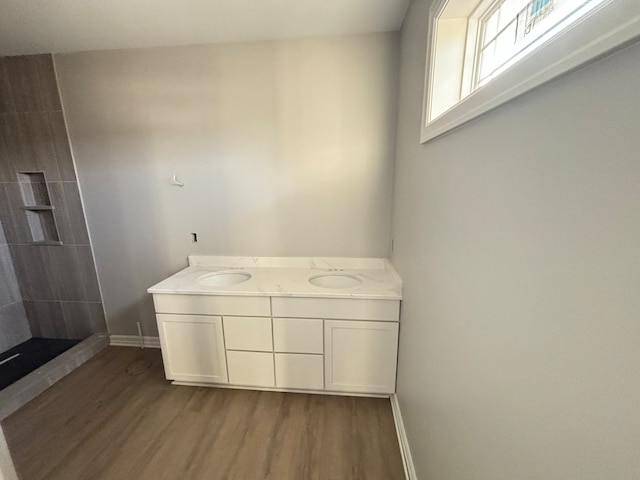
171, 174, 185, 187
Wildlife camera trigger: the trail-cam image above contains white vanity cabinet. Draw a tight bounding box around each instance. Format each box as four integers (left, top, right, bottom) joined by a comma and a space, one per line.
149, 258, 402, 397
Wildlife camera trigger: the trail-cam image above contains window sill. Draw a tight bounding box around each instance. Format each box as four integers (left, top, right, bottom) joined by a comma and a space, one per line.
421, 0, 640, 143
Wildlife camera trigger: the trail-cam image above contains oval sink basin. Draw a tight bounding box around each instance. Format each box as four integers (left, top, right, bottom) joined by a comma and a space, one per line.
197, 271, 251, 287
308, 273, 362, 289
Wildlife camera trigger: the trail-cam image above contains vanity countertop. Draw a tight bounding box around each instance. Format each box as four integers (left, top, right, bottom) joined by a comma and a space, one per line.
147, 256, 402, 300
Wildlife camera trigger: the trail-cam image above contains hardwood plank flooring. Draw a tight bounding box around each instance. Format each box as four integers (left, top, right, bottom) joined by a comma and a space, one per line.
2, 347, 405, 480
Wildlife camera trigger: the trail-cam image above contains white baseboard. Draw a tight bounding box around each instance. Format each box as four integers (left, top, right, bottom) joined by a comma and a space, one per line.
390, 394, 418, 480
109, 335, 161, 349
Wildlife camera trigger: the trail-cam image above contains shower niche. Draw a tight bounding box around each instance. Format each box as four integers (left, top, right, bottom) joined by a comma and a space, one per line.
17, 172, 61, 245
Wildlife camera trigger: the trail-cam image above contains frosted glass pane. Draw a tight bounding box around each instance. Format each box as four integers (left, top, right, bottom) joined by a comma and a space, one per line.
495, 22, 518, 65
478, 41, 497, 81
483, 10, 500, 44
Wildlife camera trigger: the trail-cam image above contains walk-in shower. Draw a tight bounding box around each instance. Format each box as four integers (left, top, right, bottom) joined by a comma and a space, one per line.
0, 53, 106, 391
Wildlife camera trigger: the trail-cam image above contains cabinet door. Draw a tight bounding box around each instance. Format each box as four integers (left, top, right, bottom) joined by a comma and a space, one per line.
157, 314, 228, 384
324, 320, 398, 394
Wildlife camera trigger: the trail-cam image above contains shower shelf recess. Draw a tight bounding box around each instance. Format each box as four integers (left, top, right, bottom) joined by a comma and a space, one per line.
17, 171, 61, 245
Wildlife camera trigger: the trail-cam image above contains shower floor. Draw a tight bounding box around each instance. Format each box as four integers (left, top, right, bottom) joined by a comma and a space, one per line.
0, 338, 80, 390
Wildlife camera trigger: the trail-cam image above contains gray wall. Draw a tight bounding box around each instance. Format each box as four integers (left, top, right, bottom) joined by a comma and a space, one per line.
0, 218, 30, 353
55, 33, 399, 336
0, 54, 105, 340
392, 1, 640, 479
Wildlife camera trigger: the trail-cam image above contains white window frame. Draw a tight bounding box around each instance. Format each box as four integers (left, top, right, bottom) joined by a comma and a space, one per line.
421, 0, 640, 143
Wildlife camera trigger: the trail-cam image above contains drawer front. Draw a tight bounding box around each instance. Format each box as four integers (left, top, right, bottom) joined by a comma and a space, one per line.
275, 353, 324, 390
273, 318, 323, 354
223, 316, 273, 352
227, 351, 275, 387
152, 294, 270, 316
271, 297, 400, 321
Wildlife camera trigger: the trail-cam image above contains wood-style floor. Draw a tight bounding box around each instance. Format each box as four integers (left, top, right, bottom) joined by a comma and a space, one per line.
2, 347, 405, 480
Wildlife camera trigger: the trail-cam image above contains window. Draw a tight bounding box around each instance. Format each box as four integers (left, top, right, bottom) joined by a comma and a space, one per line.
477, 0, 604, 87
421, 0, 640, 142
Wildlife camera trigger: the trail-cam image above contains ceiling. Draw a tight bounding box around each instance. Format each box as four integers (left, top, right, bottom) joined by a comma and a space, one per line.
0, 0, 410, 56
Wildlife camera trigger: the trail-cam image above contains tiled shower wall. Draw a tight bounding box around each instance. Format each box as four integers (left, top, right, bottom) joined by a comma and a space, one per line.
0, 54, 106, 340
0, 216, 30, 352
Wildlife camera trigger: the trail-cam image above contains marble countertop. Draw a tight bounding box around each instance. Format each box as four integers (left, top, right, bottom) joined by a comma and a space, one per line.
147, 256, 402, 300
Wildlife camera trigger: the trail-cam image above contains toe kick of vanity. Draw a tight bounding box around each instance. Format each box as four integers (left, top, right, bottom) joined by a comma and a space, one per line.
152, 294, 400, 396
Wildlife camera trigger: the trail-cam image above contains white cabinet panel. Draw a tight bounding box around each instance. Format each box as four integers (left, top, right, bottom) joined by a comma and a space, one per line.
273, 318, 323, 354
272, 297, 400, 321
153, 294, 270, 316
156, 314, 228, 384
325, 320, 398, 394
223, 316, 272, 351
227, 351, 275, 387
275, 353, 324, 390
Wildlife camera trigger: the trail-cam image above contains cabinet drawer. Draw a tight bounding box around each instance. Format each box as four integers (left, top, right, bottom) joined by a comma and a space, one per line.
223, 316, 272, 351
152, 294, 270, 316
227, 351, 275, 387
273, 318, 323, 354
275, 353, 324, 390
271, 297, 399, 321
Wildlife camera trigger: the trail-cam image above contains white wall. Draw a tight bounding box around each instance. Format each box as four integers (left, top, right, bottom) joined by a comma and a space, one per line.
392, 1, 640, 479
55, 33, 398, 336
